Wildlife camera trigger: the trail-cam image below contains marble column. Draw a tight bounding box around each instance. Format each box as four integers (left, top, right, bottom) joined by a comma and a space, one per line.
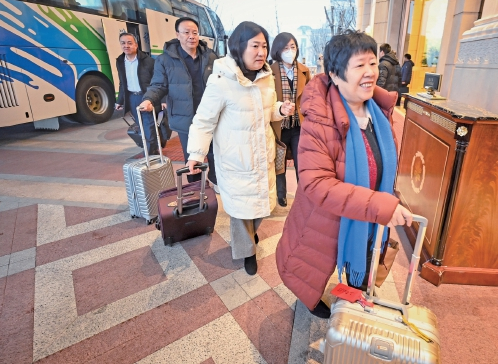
445, 0, 498, 113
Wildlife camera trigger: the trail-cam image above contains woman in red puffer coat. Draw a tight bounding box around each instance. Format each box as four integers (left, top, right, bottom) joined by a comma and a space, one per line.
275, 31, 413, 318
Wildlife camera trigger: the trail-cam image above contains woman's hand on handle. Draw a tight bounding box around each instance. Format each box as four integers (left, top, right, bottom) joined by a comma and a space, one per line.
388, 204, 413, 228
186, 160, 202, 175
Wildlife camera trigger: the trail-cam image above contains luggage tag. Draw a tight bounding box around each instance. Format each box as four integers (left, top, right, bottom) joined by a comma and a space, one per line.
331, 283, 373, 308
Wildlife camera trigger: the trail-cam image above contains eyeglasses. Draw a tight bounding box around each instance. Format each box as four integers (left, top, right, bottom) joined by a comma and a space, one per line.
178, 31, 199, 36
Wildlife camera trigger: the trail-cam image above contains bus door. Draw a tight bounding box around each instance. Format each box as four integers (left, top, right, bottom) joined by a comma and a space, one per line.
0, 46, 33, 127
102, 18, 128, 94
102, 18, 149, 95
146, 9, 178, 58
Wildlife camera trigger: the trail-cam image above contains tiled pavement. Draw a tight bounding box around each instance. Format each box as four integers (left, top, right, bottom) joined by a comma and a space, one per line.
0, 114, 322, 364
2, 109, 496, 364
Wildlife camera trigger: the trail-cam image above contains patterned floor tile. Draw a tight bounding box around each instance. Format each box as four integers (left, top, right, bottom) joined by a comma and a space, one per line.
33, 232, 207, 361
137, 313, 266, 364
232, 290, 294, 364
64, 206, 125, 227
72, 245, 169, 316
0, 269, 35, 364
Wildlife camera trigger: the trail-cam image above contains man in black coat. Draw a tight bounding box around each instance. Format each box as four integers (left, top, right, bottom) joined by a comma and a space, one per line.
376, 43, 402, 94
139, 17, 218, 187
397, 53, 414, 107
115, 33, 169, 154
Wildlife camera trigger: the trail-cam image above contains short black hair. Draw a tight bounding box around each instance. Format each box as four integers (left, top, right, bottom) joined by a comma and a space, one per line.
119, 32, 138, 44
404, 53, 412, 60
324, 30, 377, 81
270, 32, 299, 63
175, 17, 199, 32
228, 21, 270, 73
380, 43, 391, 54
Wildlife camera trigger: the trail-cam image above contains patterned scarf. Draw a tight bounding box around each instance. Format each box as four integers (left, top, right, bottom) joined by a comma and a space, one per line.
279, 62, 300, 128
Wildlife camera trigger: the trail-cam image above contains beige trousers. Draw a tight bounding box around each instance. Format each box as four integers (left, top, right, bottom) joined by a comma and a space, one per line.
229, 216, 263, 260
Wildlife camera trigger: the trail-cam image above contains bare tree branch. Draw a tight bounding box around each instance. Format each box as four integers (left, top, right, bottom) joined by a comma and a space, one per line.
324, 0, 356, 36
309, 25, 331, 61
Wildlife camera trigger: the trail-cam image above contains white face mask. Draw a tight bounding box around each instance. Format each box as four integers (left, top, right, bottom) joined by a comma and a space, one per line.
281, 49, 296, 64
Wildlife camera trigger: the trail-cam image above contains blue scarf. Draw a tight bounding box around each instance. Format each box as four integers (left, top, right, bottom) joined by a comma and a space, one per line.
337, 96, 397, 287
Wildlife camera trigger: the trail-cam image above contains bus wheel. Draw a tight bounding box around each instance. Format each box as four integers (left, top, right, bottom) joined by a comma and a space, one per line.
71, 75, 114, 124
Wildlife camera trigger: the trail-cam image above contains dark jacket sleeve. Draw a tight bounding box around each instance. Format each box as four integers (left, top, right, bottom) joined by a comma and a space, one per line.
142, 56, 156, 85
143, 55, 169, 106
116, 58, 125, 105
402, 62, 413, 84
377, 61, 388, 88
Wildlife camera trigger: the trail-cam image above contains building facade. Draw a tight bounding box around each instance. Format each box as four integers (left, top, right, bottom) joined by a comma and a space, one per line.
357, 0, 498, 113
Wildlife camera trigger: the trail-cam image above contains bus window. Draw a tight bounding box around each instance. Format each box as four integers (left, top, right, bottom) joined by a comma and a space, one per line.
172, 8, 198, 24
108, 0, 139, 21
137, 0, 173, 23
206, 7, 225, 39
31, 0, 106, 14
197, 7, 214, 38
73, 0, 106, 12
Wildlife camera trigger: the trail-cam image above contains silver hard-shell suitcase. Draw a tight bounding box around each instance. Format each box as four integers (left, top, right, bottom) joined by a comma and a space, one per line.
123, 106, 175, 224
322, 215, 441, 363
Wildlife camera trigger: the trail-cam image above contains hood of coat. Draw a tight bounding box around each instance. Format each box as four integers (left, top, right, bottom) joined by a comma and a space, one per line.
300, 73, 397, 139
212, 54, 272, 86
162, 38, 209, 58
404, 59, 415, 67
380, 51, 400, 66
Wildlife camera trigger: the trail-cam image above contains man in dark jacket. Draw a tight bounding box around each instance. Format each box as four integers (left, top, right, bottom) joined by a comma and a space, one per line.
139, 17, 218, 186
376, 43, 401, 94
115, 33, 169, 154
397, 53, 414, 106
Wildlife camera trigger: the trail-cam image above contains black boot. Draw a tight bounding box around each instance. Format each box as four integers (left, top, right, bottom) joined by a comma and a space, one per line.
309, 300, 331, 319
244, 254, 257, 275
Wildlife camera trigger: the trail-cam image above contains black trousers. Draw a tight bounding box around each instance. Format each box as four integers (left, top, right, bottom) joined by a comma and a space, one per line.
276, 126, 300, 199
397, 85, 409, 107
177, 132, 217, 184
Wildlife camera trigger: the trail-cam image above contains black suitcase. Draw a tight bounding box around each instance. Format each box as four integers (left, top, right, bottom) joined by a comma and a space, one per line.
156, 164, 218, 245
123, 111, 171, 149
123, 112, 144, 148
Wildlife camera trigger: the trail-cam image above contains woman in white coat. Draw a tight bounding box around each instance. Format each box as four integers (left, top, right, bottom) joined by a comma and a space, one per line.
187, 21, 295, 275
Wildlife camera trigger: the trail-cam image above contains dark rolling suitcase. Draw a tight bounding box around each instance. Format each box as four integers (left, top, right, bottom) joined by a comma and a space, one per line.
322, 215, 441, 363
122, 112, 144, 148
123, 110, 171, 148
156, 164, 218, 245
123, 107, 175, 224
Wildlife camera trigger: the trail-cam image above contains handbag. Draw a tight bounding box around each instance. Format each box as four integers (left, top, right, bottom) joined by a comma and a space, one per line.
272, 128, 287, 175
375, 238, 399, 287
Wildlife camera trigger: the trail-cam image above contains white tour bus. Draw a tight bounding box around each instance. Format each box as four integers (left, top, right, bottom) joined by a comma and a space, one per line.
0, 0, 226, 129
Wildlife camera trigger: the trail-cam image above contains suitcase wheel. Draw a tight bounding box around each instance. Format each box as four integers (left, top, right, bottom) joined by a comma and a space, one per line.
155, 219, 161, 231
205, 227, 213, 236
164, 237, 174, 246
131, 215, 137, 219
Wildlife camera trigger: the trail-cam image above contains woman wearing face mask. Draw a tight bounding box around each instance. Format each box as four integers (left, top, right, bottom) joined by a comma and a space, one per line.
270, 33, 311, 207
186, 22, 295, 275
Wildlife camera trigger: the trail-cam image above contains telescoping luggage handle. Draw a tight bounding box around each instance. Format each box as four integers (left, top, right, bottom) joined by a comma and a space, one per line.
174, 164, 208, 215
136, 106, 164, 169
366, 214, 428, 308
